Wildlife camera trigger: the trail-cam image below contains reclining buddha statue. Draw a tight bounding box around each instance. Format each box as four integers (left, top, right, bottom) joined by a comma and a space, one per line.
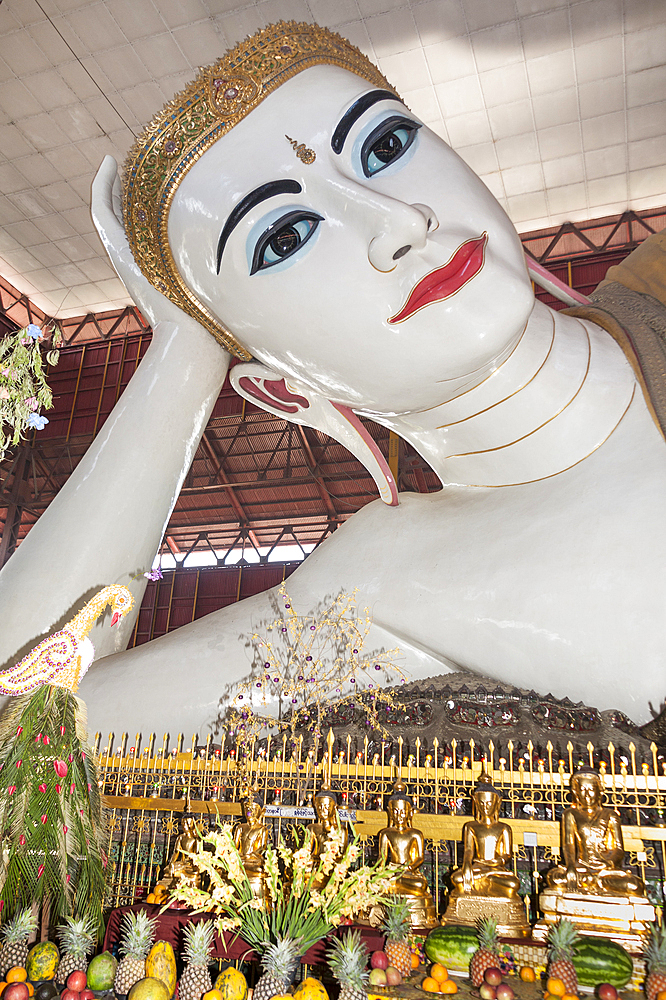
0, 23, 665, 738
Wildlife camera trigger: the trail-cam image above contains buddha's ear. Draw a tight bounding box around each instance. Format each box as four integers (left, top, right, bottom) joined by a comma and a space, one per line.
230, 362, 398, 506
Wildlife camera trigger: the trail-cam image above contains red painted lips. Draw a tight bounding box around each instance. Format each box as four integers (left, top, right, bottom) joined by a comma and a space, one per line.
388, 232, 488, 324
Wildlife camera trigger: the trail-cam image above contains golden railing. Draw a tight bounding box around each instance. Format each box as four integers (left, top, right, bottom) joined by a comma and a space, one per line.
95, 730, 666, 914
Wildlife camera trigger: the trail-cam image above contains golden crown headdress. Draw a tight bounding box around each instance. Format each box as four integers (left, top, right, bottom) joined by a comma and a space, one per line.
122, 21, 396, 359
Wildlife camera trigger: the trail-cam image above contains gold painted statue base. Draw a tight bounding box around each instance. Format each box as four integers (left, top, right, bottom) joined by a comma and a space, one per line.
534, 891, 656, 954
441, 894, 531, 938
400, 893, 439, 930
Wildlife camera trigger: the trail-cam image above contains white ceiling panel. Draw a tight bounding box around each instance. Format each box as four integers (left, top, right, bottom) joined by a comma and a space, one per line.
0, 0, 664, 319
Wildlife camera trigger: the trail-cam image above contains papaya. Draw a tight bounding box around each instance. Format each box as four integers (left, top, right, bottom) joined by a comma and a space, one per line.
145, 942, 177, 999
214, 968, 248, 1000
128, 978, 170, 1000
424, 925, 478, 974
293, 979, 328, 1000
25, 943, 59, 983
87, 952, 118, 992
572, 936, 633, 988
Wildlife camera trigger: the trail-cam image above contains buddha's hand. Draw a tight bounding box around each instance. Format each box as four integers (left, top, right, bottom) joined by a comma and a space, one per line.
461, 864, 474, 893
91, 155, 203, 335
565, 864, 579, 891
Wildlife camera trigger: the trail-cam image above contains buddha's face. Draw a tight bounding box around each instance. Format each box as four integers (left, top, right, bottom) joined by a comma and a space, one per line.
169, 65, 534, 414
473, 789, 501, 821
388, 797, 412, 828
572, 774, 603, 810
244, 799, 262, 823
315, 793, 337, 821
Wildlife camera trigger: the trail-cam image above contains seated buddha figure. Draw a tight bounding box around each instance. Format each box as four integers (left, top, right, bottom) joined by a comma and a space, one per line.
233, 794, 269, 903
153, 812, 203, 903
377, 781, 438, 928
546, 766, 646, 897
306, 785, 348, 890
443, 774, 529, 935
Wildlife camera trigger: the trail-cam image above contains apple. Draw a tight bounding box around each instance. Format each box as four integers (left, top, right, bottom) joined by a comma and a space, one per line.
4, 985, 30, 1000
371, 952, 389, 970
66, 974, 87, 994
369, 969, 388, 987
484, 969, 503, 987
597, 987, 618, 1000
79, 991, 95, 1000
386, 967, 402, 987
480, 985, 497, 1000
496, 985, 515, 1000
60, 991, 79, 1000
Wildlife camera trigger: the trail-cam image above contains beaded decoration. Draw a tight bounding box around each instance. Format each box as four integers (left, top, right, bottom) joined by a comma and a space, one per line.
0, 585, 134, 696
122, 21, 396, 359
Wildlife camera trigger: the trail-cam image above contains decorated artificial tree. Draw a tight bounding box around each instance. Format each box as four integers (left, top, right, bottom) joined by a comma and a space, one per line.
0, 585, 134, 933
0, 322, 61, 459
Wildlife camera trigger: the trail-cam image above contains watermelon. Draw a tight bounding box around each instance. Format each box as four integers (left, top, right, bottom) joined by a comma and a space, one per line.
424, 925, 479, 973
572, 936, 633, 988
26, 942, 59, 982
87, 952, 118, 991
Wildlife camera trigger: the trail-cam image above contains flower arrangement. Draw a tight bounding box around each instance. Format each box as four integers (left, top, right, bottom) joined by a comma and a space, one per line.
169, 821, 396, 955
0, 322, 62, 459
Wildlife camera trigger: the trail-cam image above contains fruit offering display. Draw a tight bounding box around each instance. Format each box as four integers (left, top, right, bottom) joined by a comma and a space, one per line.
26, 943, 60, 984
470, 918, 501, 988
115, 912, 159, 996
178, 922, 215, 1000
381, 899, 413, 979
55, 918, 96, 988
253, 939, 302, 1000
213, 967, 248, 1000
425, 926, 479, 975
86, 952, 118, 992
327, 930, 369, 1000
645, 924, 666, 1000
0, 912, 39, 977
546, 920, 580, 996
421, 962, 458, 994
144, 942, 177, 1000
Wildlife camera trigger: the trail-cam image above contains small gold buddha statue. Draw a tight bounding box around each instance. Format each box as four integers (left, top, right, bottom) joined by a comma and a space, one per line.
377, 781, 438, 929
306, 785, 348, 890
535, 766, 655, 948
442, 773, 529, 936
233, 794, 269, 904
152, 811, 203, 904
546, 767, 646, 897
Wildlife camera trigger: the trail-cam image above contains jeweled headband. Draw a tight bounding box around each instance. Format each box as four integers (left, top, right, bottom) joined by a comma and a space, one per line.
122, 21, 397, 359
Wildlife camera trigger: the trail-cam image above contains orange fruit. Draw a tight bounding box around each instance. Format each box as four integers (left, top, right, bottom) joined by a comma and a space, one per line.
25, 985, 33, 997
520, 968, 537, 983
411, 953, 421, 970
440, 981, 458, 994
202, 991, 222, 1000
562, 995, 578, 1000
547, 979, 566, 997
6, 970, 27, 984
656, 993, 666, 1000
0, 983, 7, 996
431, 965, 449, 984
422, 978, 440, 993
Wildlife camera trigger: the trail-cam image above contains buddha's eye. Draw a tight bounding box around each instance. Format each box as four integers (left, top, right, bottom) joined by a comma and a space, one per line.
361, 115, 422, 178
250, 210, 323, 275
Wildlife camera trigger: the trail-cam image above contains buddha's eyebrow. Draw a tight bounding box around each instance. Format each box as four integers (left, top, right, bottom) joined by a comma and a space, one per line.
331, 89, 400, 154
216, 178, 302, 273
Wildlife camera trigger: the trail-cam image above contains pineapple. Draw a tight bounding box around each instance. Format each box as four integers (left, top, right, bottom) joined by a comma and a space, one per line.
114, 909, 158, 995
56, 917, 96, 986
469, 917, 500, 987
644, 924, 666, 1000
254, 938, 302, 1000
0, 908, 38, 976
547, 919, 580, 995
328, 930, 368, 1000
381, 897, 412, 978
179, 921, 215, 1000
